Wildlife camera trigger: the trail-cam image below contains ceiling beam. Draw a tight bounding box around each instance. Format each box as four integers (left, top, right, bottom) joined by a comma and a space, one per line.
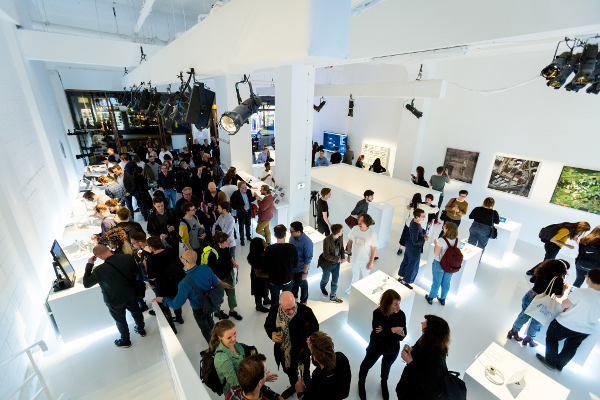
314, 80, 447, 99
134, 0, 156, 35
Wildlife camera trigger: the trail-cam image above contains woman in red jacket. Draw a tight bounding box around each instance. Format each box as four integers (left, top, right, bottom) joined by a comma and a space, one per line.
256, 185, 274, 244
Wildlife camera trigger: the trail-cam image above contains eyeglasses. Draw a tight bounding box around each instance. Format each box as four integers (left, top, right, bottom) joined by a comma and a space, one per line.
283, 306, 297, 313
289, 229, 296, 233
180, 256, 190, 264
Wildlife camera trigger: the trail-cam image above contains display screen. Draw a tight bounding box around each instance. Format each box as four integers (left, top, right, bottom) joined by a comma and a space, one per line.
51, 240, 75, 282
323, 132, 347, 154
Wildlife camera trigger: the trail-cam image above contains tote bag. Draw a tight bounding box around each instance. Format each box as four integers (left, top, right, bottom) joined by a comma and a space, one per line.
524, 276, 559, 326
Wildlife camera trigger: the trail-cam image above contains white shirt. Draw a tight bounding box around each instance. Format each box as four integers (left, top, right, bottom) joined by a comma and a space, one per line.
404, 202, 438, 229
434, 237, 458, 262
220, 185, 237, 201
557, 287, 600, 334
348, 226, 378, 266
260, 169, 275, 187
137, 161, 145, 168
159, 151, 172, 163
119, 160, 127, 170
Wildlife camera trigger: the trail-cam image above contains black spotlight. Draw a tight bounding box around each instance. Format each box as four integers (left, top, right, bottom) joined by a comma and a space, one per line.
185, 83, 216, 130
405, 99, 423, 119
567, 44, 599, 88
348, 95, 354, 117
541, 51, 571, 79
219, 76, 261, 135
145, 91, 162, 117
547, 52, 581, 89
314, 97, 327, 112
169, 103, 182, 122
586, 64, 600, 94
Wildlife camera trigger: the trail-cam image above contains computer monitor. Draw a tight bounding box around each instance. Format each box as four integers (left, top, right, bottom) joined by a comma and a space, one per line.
51, 240, 75, 287
323, 132, 347, 154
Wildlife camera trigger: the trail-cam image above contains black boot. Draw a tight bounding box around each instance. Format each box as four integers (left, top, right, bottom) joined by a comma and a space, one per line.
381, 380, 389, 400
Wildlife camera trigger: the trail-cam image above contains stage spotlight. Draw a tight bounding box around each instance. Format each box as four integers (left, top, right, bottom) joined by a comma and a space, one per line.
169, 103, 182, 122
572, 44, 598, 85
314, 97, 327, 112
219, 76, 261, 135
185, 83, 216, 130
541, 52, 571, 79
348, 95, 354, 117
547, 52, 581, 89
145, 91, 162, 117
586, 65, 600, 94
405, 99, 423, 119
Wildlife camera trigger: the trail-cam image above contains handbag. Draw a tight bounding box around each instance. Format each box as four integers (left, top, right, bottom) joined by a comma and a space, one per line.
440, 199, 455, 221
436, 354, 467, 400
185, 274, 224, 314
524, 276, 559, 326
489, 210, 498, 240
345, 215, 358, 229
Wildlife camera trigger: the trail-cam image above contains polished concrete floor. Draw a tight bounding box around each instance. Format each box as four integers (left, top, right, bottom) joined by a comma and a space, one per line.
41, 210, 600, 400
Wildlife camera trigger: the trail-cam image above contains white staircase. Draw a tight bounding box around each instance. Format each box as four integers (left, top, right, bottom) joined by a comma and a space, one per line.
81, 361, 174, 400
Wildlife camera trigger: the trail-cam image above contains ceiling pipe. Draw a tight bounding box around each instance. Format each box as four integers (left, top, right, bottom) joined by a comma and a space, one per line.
133, 0, 156, 35
351, 0, 386, 17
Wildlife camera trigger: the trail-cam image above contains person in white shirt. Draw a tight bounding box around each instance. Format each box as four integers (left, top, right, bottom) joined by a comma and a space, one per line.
220, 177, 238, 202
398, 193, 437, 255
537, 268, 600, 371
260, 162, 275, 187
345, 214, 378, 294
158, 145, 172, 163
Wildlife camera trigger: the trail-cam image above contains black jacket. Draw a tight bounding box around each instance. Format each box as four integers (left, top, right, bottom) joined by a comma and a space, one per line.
175, 195, 199, 219
330, 152, 342, 164
396, 341, 446, 400
264, 303, 319, 370
83, 254, 139, 307
303, 352, 351, 400
147, 208, 180, 240
133, 174, 149, 194
157, 170, 177, 191
230, 189, 256, 215
122, 173, 136, 194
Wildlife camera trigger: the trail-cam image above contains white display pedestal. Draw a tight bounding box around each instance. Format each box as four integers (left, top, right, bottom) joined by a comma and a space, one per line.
347, 270, 415, 343
418, 242, 482, 296
464, 342, 570, 400
483, 220, 522, 262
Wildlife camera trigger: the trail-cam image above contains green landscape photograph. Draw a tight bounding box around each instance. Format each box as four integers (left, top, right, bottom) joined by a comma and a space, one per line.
550, 166, 600, 215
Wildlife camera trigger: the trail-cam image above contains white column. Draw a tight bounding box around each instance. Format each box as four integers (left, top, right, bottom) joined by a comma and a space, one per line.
214, 75, 253, 172
273, 64, 315, 222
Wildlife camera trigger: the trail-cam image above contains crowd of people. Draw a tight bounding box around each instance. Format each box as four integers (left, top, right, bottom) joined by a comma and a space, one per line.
81, 141, 600, 399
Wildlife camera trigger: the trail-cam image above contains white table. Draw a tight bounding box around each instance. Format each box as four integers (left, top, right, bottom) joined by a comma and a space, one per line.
418, 241, 482, 297
347, 270, 415, 343
484, 219, 522, 262
464, 342, 570, 400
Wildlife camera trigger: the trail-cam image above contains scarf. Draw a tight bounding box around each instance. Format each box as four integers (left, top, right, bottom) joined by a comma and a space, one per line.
276, 306, 294, 369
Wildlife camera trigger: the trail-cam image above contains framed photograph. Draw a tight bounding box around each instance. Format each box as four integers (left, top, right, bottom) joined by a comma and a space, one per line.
442, 148, 479, 184
550, 166, 600, 215
488, 156, 540, 197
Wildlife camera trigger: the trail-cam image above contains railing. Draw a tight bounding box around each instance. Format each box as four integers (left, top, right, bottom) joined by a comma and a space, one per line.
153, 302, 211, 400
0, 341, 68, 400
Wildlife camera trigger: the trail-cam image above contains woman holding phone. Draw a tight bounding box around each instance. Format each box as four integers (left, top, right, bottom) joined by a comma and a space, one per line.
358, 289, 406, 400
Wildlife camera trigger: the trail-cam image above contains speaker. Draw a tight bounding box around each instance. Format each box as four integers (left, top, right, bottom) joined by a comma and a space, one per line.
138, 89, 150, 110
185, 83, 215, 129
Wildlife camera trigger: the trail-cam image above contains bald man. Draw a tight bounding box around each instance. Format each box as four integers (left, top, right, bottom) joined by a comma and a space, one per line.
152, 250, 231, 343
84, 244, 146, 348
264, 291, 319, 389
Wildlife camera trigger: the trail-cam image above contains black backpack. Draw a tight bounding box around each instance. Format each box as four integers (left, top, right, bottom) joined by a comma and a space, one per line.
436, 355, 467, 400
539, 224, 562, 243
200, 349, 224, 395
576, 243, 600, 271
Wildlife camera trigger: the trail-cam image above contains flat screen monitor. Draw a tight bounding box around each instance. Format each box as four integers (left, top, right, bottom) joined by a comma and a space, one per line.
323, 132, 347, 154
51, 240, 75, 284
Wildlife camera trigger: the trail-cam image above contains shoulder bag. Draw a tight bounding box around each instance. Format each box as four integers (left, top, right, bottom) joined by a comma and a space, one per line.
524, 276, 559, 326
184, 273, 224, 314
104, 259, 146, 299
440, 199, 455, 222
489, 210, 498, 240
435, 353, 467, 400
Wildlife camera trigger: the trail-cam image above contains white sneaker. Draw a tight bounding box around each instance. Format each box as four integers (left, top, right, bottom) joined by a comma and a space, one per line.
345, 287, 351, 295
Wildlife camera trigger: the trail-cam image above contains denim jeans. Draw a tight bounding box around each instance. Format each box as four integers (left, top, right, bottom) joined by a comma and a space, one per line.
573, 267, 591, 288
398, 245, 421, 283
164, 188, 177, 209
320, 262, 341, 298
193, 308, 214, 344
107, 296, 145, 340
545, 319, 589, 370
468, 221, 492, 254
292, 272, 309, 304
511, 289, 542, 338
429, 259, 453, 300
268, 280, 293, 305
439, 217, 461, 238
527, 242, 561, 274
358, 345, 399, 383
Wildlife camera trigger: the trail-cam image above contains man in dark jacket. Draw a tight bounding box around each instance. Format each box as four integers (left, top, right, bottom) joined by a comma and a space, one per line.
83, 244, 146, 347
264, 291, 319, 389
147, 197, 180, 255
295, 331, 351, 400
230, 181, 256, 246
318, 224, 345, 303
175, 187, 199, 219
109, 165, 136, 220
350, 190, 374, 220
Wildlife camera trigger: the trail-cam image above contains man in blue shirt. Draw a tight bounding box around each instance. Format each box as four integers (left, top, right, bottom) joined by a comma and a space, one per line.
256, 148, 269, 164
152, 250, 232, 343
289, 221, 314, 304
315, 150, 329, 167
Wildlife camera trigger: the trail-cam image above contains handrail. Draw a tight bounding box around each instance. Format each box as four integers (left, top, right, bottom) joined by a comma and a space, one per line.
0, 340, 68, 400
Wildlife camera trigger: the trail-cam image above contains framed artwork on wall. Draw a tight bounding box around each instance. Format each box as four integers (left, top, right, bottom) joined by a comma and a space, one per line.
442, 148, 479, 184
488, 156, 540, 198
550, 166, 600, 215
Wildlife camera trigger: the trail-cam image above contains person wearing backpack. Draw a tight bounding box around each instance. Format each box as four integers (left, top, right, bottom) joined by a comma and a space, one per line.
574, 226, 600, 288
507, 259, 570, 348
398, 209, 429, 289
396, 315, 451, 400
526, 221, 590, 276
178, 201, 206, 255
426, 221, 460, 306
152, 249, 232, 343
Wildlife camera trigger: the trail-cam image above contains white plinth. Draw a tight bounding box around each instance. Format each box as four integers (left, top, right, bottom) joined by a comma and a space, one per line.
419, 242, 482, 296
347, 270, 415, 343
483, 220, 522, 262
464, 342, 570, 400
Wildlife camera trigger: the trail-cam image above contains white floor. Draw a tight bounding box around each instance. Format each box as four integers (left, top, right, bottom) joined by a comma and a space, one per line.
41, 208, 600, 400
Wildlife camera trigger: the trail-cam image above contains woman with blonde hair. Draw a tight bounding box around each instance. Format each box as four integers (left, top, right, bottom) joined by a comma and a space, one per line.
426, 221, 459, 306
467, 197, 500, 256
574, 226, 600, 287
358, 289, 406, 400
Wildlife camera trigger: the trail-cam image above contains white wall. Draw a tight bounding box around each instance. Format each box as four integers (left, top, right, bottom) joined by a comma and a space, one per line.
56, 68, 125, 91
417, 50, 600, 246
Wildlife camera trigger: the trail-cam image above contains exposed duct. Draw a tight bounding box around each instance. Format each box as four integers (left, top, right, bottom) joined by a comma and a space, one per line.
133, 0, 156, 35
351, 0, 386, 17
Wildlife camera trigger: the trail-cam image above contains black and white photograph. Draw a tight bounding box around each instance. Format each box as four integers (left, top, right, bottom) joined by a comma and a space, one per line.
442, 148, 479, 184
487, 156, 540, 197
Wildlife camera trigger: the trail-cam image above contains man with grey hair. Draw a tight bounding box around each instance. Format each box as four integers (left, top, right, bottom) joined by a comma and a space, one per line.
264, 291, 319, 389
83, 244, 146, 348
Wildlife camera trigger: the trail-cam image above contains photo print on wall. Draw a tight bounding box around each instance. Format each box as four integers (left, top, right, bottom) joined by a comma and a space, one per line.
550, 166, 600, 216
488, 156, 540, 198
442, 148, 479, 184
